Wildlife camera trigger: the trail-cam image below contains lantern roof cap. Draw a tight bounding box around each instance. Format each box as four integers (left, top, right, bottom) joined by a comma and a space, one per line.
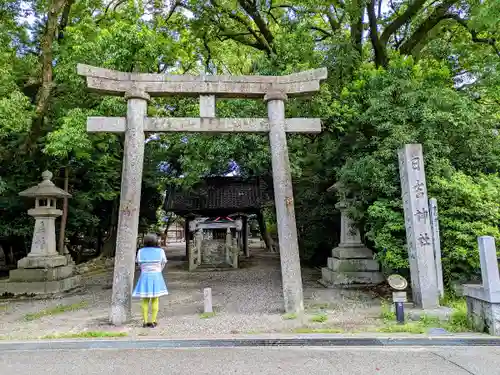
19, 171, 72, 198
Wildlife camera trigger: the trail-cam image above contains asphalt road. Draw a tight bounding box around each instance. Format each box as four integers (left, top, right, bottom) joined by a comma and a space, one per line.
1, 346, 499, 375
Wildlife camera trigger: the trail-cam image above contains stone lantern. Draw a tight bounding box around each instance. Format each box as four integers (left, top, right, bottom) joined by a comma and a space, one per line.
0, 171, 81, 295
320, 183, 384, 287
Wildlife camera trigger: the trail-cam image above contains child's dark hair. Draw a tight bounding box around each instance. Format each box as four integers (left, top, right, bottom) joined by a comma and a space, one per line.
143, 233, 159, 247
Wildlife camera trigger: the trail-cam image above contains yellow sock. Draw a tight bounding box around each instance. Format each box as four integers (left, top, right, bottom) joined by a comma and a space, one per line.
151, 297, 159, 323
141, 298, 150, 323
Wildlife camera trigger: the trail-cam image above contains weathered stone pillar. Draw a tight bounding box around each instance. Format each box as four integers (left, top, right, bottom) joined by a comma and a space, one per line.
398, 144, 439, 309
264, 91, 304, 314
110, 88, 149, 325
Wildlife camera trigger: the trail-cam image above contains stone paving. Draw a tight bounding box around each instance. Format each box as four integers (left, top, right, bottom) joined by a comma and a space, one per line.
0, 243, 384, 340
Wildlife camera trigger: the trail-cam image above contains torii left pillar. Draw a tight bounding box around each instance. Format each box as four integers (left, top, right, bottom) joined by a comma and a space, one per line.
111, 88, 149, 325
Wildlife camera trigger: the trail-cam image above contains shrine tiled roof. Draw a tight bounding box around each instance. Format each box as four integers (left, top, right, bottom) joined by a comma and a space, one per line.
164, 177, 271, 216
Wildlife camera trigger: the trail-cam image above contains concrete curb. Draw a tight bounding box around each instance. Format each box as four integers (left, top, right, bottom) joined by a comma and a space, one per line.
1, 336, 500, 351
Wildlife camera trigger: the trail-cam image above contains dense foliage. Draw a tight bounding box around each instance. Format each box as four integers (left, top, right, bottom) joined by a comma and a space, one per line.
0, 0, 499, 283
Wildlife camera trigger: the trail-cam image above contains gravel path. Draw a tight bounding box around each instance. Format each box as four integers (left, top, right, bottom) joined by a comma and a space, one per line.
0, 243, 383, 339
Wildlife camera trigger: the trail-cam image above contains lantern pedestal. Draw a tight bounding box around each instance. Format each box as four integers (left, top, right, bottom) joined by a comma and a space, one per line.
320, 200, 383, 287
0, 171, 81, 297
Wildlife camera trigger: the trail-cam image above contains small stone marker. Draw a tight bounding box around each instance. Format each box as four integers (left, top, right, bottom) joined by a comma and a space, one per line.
203, 287, 213, 314
429, 198, 444, 298
398, 144, 439, 309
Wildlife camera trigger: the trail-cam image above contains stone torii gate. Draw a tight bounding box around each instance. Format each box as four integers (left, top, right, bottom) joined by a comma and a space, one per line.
77, 64, 327, 325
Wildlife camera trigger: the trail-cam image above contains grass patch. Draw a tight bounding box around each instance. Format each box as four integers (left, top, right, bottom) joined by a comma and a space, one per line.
309, 313, 328, 323
294, 327, 343, 334
41, 331, 128, 339
24, 301, 88, 321
377, 296, 471, 334
380, 300, 396, 320
442, 298, 471, 332
378, 323, 427, 334
307, 303, 330, 310
199, 312, 216, 319
282, 313, 298, 320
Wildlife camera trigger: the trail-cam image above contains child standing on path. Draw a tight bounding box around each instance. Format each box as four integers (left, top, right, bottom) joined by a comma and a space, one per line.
133, 233, 168, 328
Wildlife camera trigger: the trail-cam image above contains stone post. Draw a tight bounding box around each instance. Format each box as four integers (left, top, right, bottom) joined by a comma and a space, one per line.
110, 88, 149, 326
264, 91, 304, 314
398, 144, 439, 309
477, 236, 500, 296
203, 287, 213, 314
188, 240, 196, 271
429, 198, 444, 298
463, 236, 500, 335
195, 229, 202, 266
225, 228, 232, 265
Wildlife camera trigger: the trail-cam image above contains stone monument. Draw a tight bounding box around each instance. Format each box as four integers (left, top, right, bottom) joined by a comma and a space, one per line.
0, 171, 81, 295
321, 199, 383, 287
398, 144, 439, 309
464, 236, 500, 335
77, 64, 327, 324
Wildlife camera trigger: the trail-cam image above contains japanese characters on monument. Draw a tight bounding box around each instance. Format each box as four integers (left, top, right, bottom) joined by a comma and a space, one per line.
398, 144, 439, 309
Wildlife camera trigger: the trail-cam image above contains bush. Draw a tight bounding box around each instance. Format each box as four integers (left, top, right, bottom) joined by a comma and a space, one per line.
365, 170, 500, 284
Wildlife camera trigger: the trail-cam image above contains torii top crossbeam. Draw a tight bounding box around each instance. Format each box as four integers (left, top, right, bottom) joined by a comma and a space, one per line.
76, 64, 327, 98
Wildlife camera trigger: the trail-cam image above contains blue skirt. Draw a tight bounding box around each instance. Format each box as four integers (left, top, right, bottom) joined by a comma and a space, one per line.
133, 271, 168, 298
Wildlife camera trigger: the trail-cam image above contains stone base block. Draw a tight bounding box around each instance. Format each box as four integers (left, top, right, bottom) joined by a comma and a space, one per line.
321, 267, 384, 286
331, 246, 375, 259
327, 257, 380, 272
0, 275, 82, 296
466, 296, 500, 335
17, 255, 68, 269
8, 264, 74, 282
406, 307, 453, 322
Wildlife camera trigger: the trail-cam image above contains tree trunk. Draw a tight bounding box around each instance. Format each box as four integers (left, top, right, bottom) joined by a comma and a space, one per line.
58, 166, 69, 254
102, 227, 117, 258
184, 219, 190, 262
25, 0, 68, 152
349, 0, 363, 57
257, 211, 275, 252
102, 198, 119, 257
